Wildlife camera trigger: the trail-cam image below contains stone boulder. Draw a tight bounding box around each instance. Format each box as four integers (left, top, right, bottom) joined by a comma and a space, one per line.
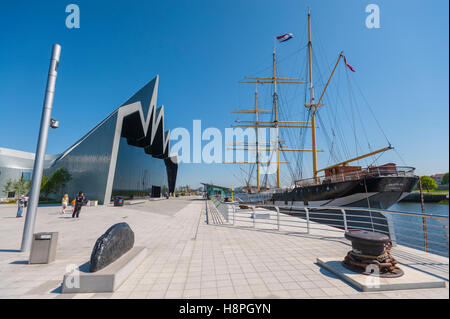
89, 222, 135, 272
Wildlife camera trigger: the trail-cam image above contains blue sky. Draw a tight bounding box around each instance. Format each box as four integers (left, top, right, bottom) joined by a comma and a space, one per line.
0, 0, 448, 188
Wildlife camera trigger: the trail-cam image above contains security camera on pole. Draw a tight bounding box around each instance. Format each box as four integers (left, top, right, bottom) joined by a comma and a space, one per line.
20, 44, 61, 252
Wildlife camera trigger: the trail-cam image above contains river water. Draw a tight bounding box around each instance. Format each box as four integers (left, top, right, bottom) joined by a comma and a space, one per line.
389, 202, 449, 257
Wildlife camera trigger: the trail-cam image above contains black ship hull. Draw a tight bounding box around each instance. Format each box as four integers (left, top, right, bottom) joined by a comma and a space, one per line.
241, 176, 419, 234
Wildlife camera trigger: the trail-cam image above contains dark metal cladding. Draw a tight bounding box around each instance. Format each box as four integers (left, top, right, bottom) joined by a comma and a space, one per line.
273, 176, 418, 203
273, 180, 359, 202
89, 222, 135, 272
164, 156, 178, 194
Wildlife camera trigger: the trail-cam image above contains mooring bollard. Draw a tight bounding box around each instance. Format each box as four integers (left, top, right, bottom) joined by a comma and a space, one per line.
343, 230, 403, 278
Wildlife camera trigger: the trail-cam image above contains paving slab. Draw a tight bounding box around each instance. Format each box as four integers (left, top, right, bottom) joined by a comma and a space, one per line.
0, 197, 448, 299
317, 257, 446, 292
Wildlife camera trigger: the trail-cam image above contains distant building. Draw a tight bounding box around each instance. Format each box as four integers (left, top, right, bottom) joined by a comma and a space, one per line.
431, 174, 445, 185
0, 148, 59, 198
0, 75, 178, 204
194, 187, 204, 195
240, 185, 270, 193
201, 183, 231, 198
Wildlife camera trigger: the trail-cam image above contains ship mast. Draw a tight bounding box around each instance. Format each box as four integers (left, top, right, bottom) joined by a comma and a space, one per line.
306, 7, 320, 180
228, 9, 325, 189
304, 9, 393, 181
230, 8, 395, 190
228, 26, 317, 189
255, 87, 260, 191
272, 45, 281, 188
230, 67, 309, 188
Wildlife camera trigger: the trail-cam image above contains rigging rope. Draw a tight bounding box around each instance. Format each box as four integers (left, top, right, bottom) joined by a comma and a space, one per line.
232, 20, 399, 189
350, 73, 392, 146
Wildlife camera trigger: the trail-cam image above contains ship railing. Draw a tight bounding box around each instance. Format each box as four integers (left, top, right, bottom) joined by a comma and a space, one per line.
233, 192, 273, 203
208, 196, 449, 257
294, 166, 416, 187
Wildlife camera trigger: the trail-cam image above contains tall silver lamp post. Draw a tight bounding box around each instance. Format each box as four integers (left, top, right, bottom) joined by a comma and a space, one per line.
20, 44, 61, 252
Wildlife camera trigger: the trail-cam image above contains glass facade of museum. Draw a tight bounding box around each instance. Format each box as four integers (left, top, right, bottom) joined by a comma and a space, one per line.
111, 137, 168, 198
0, 75, 178, 204
45, 112, 118, 203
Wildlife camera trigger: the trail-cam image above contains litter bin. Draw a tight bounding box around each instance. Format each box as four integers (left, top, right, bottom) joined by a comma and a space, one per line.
90, 200, 98, 207
29, 232, 58, 264
114, 197, 124, 207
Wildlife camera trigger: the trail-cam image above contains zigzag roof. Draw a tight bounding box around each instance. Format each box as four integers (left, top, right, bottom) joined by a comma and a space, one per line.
119, 75, 170, 158
55, 75, 171, 162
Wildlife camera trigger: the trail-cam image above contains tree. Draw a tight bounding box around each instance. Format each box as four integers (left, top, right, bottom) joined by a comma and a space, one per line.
40, 175, 52, 199
442, 173, 449, 185
420, 176, 438, 192
49, 168, 72, 197
39, 168, 72, 199
2, 179, 14, 197
13, 177, 31, 198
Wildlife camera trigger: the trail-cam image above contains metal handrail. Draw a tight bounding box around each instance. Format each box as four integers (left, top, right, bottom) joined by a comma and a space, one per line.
255, 203, 448, 220
210, 195, 448, 256
239, 210, 443, 236
217, 197, 449, 224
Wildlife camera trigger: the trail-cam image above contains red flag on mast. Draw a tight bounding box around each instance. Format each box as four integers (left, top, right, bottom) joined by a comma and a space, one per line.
343, 56, 356, 72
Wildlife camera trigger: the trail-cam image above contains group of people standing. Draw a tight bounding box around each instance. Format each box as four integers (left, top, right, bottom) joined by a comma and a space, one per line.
15, 192, 86, 219
61, 192, 86, 218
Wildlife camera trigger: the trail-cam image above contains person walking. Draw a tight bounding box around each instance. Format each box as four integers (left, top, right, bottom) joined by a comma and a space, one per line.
72, 191, 86, 218
61, 194, 69, 214
16, 195, 25, 218
71, 198, 76, 213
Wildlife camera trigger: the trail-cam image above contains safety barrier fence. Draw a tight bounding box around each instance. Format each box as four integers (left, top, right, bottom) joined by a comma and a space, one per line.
208, 196, 449, 257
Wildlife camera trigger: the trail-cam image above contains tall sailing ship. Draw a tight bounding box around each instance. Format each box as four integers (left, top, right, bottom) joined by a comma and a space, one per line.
227, 9, 418, 232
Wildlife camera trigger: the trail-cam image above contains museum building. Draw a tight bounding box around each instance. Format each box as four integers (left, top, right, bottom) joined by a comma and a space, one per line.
0, 75, 178, 204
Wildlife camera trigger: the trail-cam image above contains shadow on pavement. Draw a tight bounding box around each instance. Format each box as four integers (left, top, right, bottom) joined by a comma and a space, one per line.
10, 260, 28, 264
0, 249, 21, 253
50, 285, 62, 294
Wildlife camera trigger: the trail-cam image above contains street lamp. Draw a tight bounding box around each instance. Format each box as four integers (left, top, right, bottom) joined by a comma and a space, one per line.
20, 44, 61, 252
50, 118, 59, 129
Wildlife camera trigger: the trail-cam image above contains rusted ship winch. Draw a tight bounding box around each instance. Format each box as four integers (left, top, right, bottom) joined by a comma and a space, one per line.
343, 230, 403, 278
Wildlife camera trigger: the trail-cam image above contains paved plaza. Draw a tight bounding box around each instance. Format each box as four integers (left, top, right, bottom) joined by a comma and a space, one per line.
0, 197, 448, 299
